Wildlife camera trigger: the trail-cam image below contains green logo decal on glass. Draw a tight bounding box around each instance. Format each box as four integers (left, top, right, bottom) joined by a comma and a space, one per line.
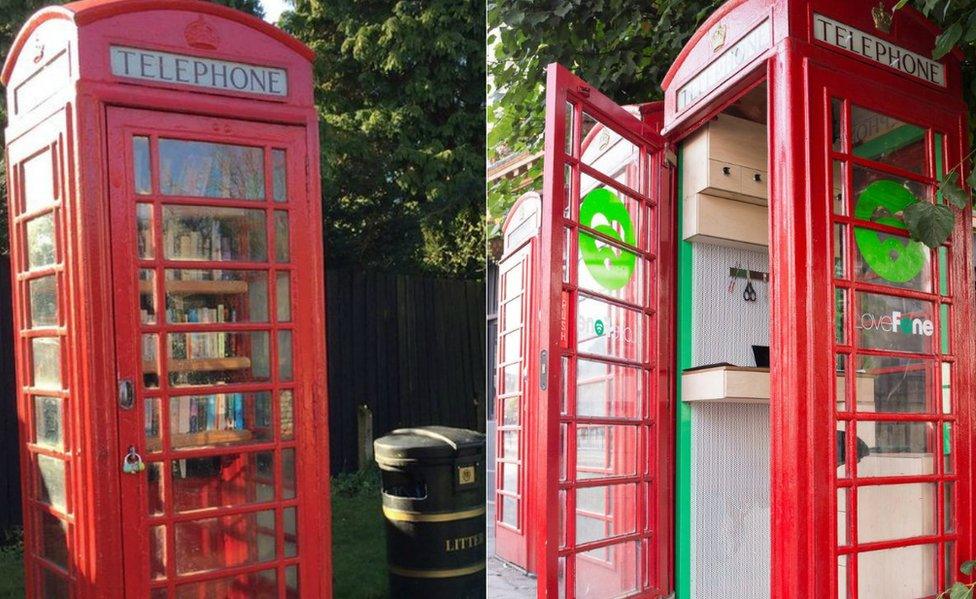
578, 188, 636, 290
853, 179, 926, 284
594, 319, 605, 336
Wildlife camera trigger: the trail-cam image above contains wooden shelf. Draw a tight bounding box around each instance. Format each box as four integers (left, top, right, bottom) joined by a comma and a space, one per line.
682, 366, 874, 404
139, 279, 248, 294
145, 429, 254, 452
143, 356, 251, 374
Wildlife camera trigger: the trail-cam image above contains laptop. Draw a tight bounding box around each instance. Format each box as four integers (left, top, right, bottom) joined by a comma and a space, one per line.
752, 345, 770, 368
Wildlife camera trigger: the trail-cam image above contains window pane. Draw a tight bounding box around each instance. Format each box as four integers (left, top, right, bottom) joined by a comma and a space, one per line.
272, 149, 286, 202
38, 510, 68, 569
133, 136, 151, 195
856, 421, 935, 477
575, 483, 637, 544
858, 544, 937, 597
280, 390, 294, 440
26, 213, 55, 269
276, 272, 291, 322
143, 334, 159, 389
284, 506, 298, 558
23, 149, 54, 213
167, 331, 269, 386
857, 483, 936, 543
165, 269, 268, 323
853, 227, 931, 292
282, 448, 296, 500
39, 568, 70, 599
36, 454, 66, 513
855, 291, 934, 354
159, 139, 264, 199
575, 541, 639, 599
33, 396, 63, 451
31, 337, 61, 389
851, 105, 925, 174
278, 330, 293, 381
577, 295, 644, 362
576, 424, 637, 480
145, 398, 161, 451
175, 568, 277, 599
150, 525, 166, 579
137, 203, 154, 259
29, 276, 57, 327
576, 359, 642, 419
275, 211, 289, 262
140, 269, 157, 324
172, 451, 275, 511
854, 356, 934, 413
168, 391, 273, 450
162, 206, 267, 262
174, 510, 275, 574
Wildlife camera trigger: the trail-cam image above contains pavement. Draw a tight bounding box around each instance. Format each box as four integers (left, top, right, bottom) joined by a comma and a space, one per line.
486, 501, 537, 599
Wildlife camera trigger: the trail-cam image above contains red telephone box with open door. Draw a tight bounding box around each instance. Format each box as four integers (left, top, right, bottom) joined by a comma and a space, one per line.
3, 2, 331, 597
497, 1, 975, 597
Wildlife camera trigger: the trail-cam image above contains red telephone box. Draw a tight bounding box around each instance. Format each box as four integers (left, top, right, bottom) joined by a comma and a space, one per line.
496, 1, 974, 597
3, 2, 331, 597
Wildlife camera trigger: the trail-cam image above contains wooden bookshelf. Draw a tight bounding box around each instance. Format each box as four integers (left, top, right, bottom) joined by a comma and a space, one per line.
145, 429, 254, 452
139, 279, 249, 295
143, 356, 252, 373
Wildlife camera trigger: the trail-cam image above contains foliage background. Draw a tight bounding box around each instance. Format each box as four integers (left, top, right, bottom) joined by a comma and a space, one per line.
487, 0, 976, 232
0, 0, 485, 279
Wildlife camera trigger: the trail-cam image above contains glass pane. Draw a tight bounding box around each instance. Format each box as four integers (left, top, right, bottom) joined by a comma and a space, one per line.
853, 227, 931, 292
275, 211, 289, 262
943, 422, 953, 474
165, 269, 268, 323
576, 359, 642, 419
172, 451, 274, 511
941, 362, 952, 414
285, 565, 298, 598
39, 568, 69, 599
577, 295, 644, 362
175, 569, 277, 599
940, 304, 950, 354
858, 544, 937, 597
29, 276, 57, 327
159, 139, 264, 199
284, 506, 298, 558
26, 213, 56, 269
856, 421, 935, 477
38, 510, 68, 569
150, 525, 166, 579
502, 396, 519, 426
174, 509, 275, 574
31, 337, 61, 389
574, 541, 639, 599
938, 246, 949, 296
837, 488, 848, 546
501, 297, 522, 331
140, 270, 157, 324
501, 495, 517, 527
855, 291, 934, 354
167, 331, 269, 386
564, 101, 575, 155
833, 160, 847, 214
137, 203, 154, 259
576, 424, 637, 480
168, 391, 273, 450
577, 180, 643, 253
499, 364, 519, 395
835, 354, 849, 412
133, 136, 151, 195
852, 165, 931, 225
272, 149, 286, 202
851, 105, 926, 174
501, 330, 521, 362
36, 454, 66, 513
944, 482, 955, 533
831, 98, 844, 152
836, 421, 849, 479
33, 396, 63, 451
577, 233, 645, 302
504, 261, 523, 300
147, 461, 164, 515
162, 206, 266, 262
23, 149, 54, 213
854, 356, 934, 413
575, 483, 637, 544
858, 483, 936, 542
833, 224, 847, 278
276, 272, 291, 322
143, 334, 159, 389
502, 431, 517, 460
835, 289, 847, 344
500, 462, 518, 491
282, 448, 296, 500
145, 397, 161, 451
579, 121, 640, 196
280, 390, 294, 440
278, 330, 293, 381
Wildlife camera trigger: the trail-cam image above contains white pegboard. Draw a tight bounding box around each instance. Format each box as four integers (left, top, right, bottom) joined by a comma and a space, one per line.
692, 402, 771, 598
691, 243, 770, 368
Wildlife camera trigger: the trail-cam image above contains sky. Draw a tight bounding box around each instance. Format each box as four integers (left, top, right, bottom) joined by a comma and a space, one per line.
261, 0, 290, 24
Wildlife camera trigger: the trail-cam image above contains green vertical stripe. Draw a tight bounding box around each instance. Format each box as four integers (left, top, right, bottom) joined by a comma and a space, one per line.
675, 148, 694, 598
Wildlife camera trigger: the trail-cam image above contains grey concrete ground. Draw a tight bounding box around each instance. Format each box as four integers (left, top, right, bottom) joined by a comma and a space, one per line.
487, 501, 537, 598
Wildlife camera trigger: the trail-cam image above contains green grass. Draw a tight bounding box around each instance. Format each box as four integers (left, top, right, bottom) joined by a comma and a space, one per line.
0, 530, 24, 599
331, 467, 389, 599
0, 471, 389, 599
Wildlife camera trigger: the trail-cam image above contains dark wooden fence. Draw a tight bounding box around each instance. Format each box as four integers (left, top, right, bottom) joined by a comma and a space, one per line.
0, 256, 485, 530
325, 269, 486, 474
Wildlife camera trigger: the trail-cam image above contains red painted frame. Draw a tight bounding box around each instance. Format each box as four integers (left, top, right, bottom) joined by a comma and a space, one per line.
535, 64, 674, 599
3, 2, 330, 597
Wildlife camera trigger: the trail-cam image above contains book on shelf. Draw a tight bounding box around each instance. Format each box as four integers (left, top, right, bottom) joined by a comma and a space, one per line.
173, 393, 248, 435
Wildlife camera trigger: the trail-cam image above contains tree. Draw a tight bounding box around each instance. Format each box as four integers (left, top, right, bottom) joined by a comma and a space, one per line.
280, 0, 485, 278
487, 0, 724, 226
0, 0, 263, 255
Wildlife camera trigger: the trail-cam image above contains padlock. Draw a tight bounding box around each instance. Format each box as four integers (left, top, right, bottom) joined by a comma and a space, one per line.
122, 446, 145, 474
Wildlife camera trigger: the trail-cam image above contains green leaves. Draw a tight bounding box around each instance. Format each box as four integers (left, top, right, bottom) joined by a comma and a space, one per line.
949, 582, 974, 599
963, 560, 976, 576
934, 20, 963, 59
940, 173, 971, 209
903, 201, 955, 247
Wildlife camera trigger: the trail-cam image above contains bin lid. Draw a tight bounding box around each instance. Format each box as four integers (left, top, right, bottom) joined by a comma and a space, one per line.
374, 426, 484, 461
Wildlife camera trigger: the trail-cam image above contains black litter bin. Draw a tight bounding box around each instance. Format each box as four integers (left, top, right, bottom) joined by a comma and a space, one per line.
374, 426, 486, 598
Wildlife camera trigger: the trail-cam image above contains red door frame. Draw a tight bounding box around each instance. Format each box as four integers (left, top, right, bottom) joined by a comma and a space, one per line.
2, 3, 331, 597
535, 63, 674, 599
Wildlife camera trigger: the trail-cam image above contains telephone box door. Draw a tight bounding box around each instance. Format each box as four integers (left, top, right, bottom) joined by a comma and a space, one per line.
107, 107, 323, 598
535, 63, 674, 599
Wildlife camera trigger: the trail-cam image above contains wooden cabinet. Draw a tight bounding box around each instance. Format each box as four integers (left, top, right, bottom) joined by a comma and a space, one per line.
682, 192, 768, 248
683, 114, 767, 205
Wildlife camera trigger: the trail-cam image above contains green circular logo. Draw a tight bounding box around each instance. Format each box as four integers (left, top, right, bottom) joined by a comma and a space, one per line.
594, 319, 605, 336
578, 188, 636, 290
853, 179, 925, 284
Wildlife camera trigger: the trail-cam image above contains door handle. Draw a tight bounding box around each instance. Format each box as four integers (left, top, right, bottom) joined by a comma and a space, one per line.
118, 378, 134, 410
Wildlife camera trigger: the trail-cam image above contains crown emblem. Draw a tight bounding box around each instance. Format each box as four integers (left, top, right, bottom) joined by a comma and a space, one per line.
184, 17, 220, 50
872, 2, 893, 33
711, 24, 728, 52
